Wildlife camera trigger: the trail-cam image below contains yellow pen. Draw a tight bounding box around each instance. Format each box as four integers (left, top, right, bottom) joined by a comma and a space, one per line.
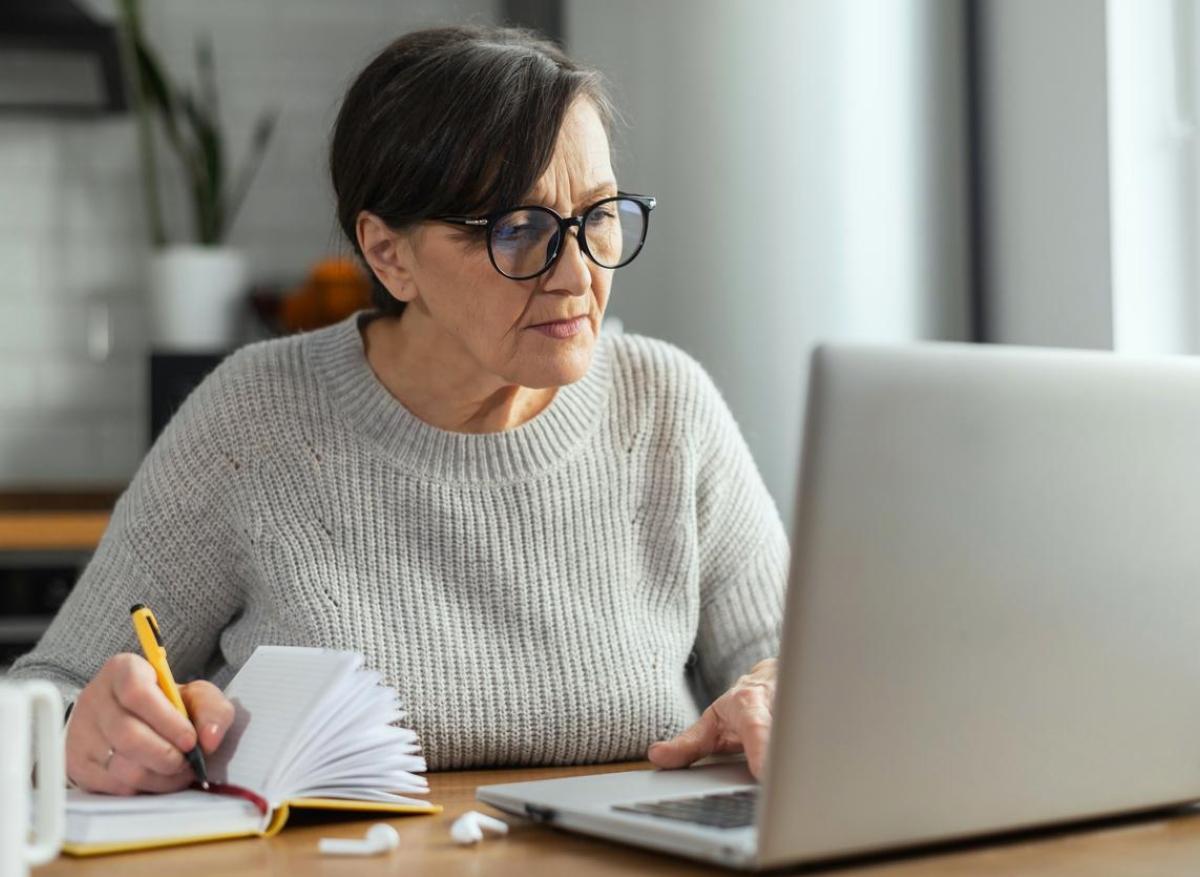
129, 603, 209, 789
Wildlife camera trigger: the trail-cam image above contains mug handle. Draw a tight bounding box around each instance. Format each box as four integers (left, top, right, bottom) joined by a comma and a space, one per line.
24, 682, 64, 866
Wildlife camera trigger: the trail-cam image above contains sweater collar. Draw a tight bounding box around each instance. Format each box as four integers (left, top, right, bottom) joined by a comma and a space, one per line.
305, 310, 612, 483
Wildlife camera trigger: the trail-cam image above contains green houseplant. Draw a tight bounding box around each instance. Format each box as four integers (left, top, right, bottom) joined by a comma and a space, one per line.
116, 0, 279, 350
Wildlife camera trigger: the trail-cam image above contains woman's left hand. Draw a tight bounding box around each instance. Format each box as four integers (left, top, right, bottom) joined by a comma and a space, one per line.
647, 657, 777, 779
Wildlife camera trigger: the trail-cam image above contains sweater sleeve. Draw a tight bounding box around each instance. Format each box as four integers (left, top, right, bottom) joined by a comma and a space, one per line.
689, 363, 790, 704
6, 359, 252, 705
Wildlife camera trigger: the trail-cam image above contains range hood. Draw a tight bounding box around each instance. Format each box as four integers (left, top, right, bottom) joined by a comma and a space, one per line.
0, 0, 128, 114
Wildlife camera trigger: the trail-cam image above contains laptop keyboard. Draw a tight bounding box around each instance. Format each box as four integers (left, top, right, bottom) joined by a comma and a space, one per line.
612, 788, 758, 829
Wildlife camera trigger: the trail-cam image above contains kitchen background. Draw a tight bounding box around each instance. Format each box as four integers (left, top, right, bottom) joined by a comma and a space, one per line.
1, 0, 496, 488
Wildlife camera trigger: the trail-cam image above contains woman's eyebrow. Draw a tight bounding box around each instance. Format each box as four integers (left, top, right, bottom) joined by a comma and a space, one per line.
527, 180, 619, 210
578, 180, 619, 204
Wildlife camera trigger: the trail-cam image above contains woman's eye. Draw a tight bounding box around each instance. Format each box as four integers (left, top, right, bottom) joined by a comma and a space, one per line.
495, 224, 539, 242
587, 208, 617, 225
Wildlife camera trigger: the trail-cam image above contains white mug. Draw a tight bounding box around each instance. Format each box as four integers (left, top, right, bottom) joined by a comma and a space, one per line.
0, 681, 64, 877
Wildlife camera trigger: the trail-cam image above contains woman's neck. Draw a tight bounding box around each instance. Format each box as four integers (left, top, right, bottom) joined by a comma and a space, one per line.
361, 310, 557, 434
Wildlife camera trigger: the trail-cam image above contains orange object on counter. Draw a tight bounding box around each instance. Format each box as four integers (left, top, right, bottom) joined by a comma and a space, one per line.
279, 258, 372, 333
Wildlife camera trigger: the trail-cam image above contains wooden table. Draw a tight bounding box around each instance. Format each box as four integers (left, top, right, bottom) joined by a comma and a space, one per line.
31, 760, 1200, 876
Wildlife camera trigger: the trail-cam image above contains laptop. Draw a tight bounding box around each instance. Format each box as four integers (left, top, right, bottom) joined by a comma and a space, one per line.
476, 341, 1200, 870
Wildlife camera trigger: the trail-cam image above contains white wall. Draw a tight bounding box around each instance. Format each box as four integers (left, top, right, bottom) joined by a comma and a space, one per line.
977, 0, 1115, 349
0, 0, 497, 488
979, 0, 1200, 356
568, 0, 971, 525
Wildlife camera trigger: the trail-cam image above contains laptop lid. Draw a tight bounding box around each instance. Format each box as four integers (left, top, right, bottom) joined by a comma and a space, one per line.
756, 342, 1200, 868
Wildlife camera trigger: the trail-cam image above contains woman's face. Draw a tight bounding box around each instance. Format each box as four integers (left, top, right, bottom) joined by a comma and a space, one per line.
373, 98, 617, 390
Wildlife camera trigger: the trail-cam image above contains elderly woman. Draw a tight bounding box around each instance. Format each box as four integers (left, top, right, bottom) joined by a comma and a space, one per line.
8, 25, 788, 795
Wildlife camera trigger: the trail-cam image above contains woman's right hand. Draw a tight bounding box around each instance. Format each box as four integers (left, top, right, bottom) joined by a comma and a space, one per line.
66, 653, 236, 795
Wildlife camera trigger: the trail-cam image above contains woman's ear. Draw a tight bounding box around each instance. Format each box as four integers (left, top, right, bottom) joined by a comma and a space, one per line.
356, 210, 418, 303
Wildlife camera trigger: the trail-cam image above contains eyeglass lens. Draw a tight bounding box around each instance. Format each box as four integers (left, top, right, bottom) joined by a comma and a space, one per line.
490, 198, 646, 278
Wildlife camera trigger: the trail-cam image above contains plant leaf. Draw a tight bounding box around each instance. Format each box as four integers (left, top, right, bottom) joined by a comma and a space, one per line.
116, 0, 168, 246
224, 106, 280, 238
180, 91, 225, 243
133, 40, 184, 146
195, 34, 218, 120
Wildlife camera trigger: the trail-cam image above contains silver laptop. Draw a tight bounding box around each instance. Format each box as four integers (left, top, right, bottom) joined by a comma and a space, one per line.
477, 341, 1200, 870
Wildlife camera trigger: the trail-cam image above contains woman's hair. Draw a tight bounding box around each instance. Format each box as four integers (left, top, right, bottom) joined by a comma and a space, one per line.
330, 25, 616, 315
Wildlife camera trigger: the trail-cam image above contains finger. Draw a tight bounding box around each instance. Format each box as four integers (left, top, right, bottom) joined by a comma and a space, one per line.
106, 654, 197, 752
66, 695, 106, 772
65, 702, 110, 788
180, 680, 236, 754
712, 731, 747, 754
106, 751, 194, 794
96, 697, 187, 776
648, 710, 720, 769
68, 756, 138, 796
721, 690, 773, 779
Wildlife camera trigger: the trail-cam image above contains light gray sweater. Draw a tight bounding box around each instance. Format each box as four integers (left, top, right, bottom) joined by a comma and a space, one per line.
9, 312, 788, 770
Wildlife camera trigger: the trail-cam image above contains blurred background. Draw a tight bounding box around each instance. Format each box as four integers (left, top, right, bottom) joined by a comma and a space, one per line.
0, 0, 1195, 663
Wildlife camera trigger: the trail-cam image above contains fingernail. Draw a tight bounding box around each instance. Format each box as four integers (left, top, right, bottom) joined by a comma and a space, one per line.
205, 722, 220, 740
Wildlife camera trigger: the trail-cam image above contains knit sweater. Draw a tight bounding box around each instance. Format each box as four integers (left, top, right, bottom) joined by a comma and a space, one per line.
8, 311, 789, 770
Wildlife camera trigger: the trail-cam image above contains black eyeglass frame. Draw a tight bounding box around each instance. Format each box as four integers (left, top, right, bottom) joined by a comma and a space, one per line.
433, 192, 657, 280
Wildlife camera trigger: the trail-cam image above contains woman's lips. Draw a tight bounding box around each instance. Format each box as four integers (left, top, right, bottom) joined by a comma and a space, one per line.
530, 315, 587, 339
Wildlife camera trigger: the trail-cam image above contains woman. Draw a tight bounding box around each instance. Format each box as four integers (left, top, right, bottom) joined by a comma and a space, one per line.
8, 25, 788, 795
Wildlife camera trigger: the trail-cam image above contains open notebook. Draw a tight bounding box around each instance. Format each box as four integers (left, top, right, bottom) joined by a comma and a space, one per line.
63, 646, 440, 856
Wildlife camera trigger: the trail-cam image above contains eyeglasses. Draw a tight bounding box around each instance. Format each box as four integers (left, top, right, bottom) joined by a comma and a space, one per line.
434, 192, 657, 281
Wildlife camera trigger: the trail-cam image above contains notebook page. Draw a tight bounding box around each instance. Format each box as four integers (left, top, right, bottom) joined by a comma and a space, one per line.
66, 788, 231, 814
207, 646, 362, 800
65, 789, 266, 845
286, 686, 428, 799
268, 667, 378, 790
300, 728, 426, 790
290, 787, 430, 807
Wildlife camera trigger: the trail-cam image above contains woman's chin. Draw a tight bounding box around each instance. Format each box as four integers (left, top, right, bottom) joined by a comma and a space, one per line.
516, 341, 596, 389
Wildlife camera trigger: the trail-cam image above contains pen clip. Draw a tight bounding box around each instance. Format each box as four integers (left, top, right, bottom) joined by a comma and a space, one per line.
130, 603, 165, 648
146, 614, 163, 647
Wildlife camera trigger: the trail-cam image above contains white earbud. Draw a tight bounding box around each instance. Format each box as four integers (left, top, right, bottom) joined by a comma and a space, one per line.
318, 822, 400, 856
450, 810, 509, 845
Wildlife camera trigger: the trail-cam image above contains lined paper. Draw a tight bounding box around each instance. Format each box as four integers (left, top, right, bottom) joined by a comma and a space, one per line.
206, 647, 363, 799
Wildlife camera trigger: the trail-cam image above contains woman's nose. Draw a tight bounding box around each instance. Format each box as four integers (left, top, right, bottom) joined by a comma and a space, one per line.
542, 228, 590, 296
